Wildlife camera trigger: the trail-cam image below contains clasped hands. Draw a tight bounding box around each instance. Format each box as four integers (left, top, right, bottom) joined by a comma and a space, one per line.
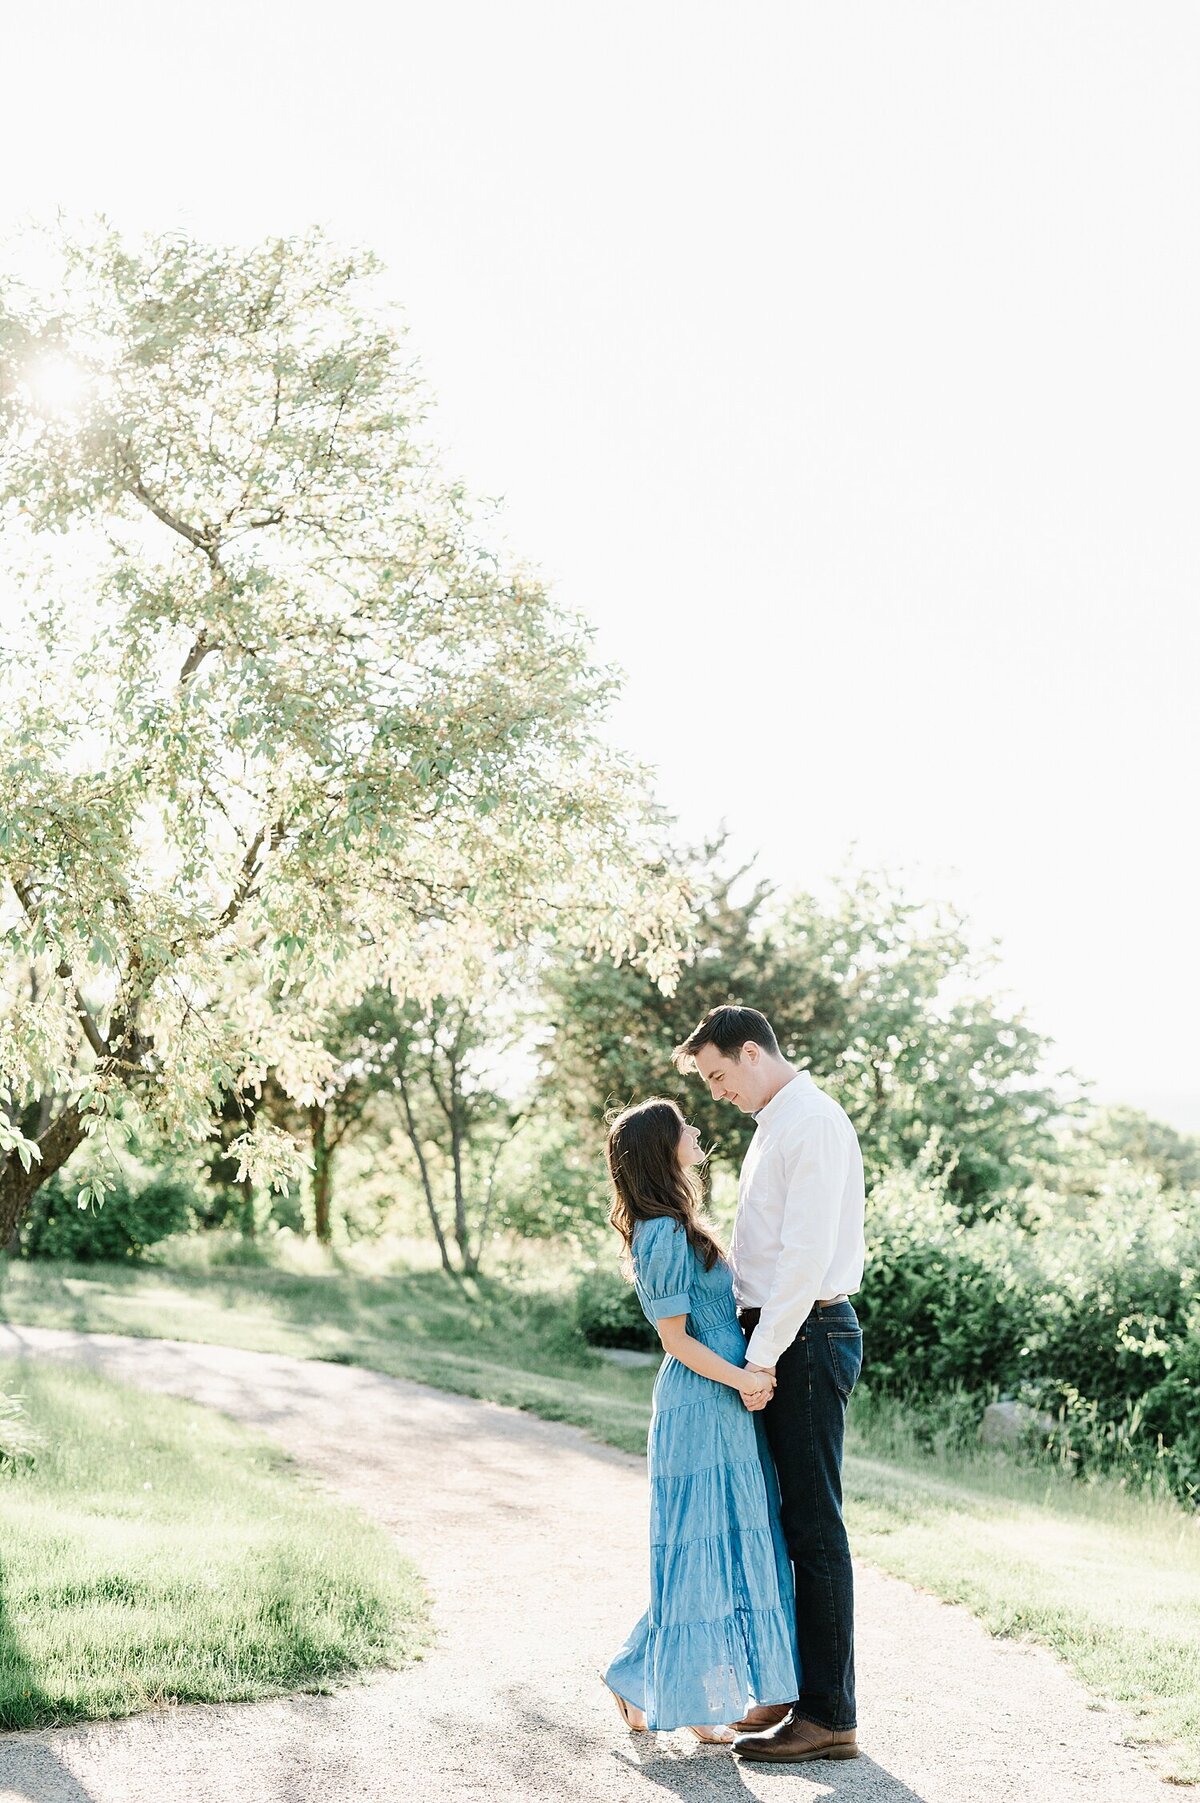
739, 1362, 776, 1412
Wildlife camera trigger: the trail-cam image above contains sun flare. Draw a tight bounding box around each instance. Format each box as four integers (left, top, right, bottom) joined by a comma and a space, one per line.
23, 350, 91, 420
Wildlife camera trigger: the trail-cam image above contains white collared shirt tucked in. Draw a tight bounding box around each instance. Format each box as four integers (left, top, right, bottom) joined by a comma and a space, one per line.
731, 1071, 866, 1371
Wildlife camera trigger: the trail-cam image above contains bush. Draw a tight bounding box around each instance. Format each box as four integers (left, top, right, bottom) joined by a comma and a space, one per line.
573, 1264, 658, 1351
856, 1155, 1200, 1505
856, 1160, 1033, 1395
1022, 1173, 1200, 1500
21, 1175, 198, 1262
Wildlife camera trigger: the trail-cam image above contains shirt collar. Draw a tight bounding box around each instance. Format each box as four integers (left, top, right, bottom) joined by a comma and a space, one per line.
752, 1069, 814, 1125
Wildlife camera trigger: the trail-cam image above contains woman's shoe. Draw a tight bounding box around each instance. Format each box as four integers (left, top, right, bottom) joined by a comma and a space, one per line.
601, 1677, 647, 1732
688, 1724, 736, 1744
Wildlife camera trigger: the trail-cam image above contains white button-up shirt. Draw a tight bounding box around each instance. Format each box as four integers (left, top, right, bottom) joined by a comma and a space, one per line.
730, 1070, 866, 1370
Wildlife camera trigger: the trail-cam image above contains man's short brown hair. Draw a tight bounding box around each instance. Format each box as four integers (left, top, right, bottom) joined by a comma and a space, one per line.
672, 1004, 781, 1072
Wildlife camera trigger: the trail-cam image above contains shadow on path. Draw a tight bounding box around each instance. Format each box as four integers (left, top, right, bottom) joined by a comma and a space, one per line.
0, 1518, 97, 1802
0, 1737, 99, 1803
475, 1685, 936, 1802
617, 1745, 935, 1803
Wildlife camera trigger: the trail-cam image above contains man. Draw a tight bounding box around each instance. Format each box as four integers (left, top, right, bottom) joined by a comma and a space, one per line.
673, 1004, 866, 1765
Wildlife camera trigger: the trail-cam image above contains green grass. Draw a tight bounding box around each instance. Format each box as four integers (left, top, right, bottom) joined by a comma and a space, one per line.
0, 1354, 429, 1730
843, 1434, 1200, 1782
2, 1249, 1198, 1779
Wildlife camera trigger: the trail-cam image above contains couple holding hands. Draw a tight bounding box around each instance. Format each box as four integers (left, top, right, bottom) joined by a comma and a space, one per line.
603, 1004, 866, 1764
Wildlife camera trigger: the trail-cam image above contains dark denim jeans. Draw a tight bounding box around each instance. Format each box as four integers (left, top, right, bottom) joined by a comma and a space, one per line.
745, 1299, 862, 1731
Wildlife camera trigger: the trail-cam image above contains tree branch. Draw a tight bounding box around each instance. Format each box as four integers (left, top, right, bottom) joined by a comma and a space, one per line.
121, 456, 215, 554
12, 879, 109, 1059
215, 814, 286, 934
425, 1047, 454, 1127
55, 956, 109, 1058
178, 628, 221, 684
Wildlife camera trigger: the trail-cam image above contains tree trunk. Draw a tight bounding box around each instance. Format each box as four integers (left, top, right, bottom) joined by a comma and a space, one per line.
310, 1102, 333, 1245
448, 1055, 473, 1274
396, 1066, 455, 1276
235, 1175, 257, 1238
0, 1102, 87, 1248
469, 1112, 524, 1273
232, 1093, 258, 1237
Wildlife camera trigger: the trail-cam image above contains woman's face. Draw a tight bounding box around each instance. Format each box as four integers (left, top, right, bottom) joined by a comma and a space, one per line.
676, 1118, 705, 1168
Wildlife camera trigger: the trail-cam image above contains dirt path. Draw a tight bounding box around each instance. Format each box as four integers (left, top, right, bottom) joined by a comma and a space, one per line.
0, 1325, 1174, 1803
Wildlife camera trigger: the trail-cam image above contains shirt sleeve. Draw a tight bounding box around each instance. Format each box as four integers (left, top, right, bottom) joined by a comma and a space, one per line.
632, 1217, 693, 1322
744, 1114, 849, 1369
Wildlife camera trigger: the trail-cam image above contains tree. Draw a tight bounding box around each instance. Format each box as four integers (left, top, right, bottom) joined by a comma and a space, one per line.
0, 226, 687, 1244
543, 837, 795, 1174
388, 982, 529, 1275
776, 874, 1068, 1216
1054, 1104, 1200, 1199
256, 983, 517, 1253
546, 854, 1066, 1219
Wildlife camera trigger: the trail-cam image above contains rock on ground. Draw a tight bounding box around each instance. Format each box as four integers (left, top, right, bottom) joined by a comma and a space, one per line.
0, 1325, 1175, 1803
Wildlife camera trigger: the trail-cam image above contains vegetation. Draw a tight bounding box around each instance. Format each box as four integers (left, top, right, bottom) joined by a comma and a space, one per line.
858, 1156, 1200, 1504
5, 823, 1196, 1505
20, 1172, 195, 1262
0, 1354, 428, 1730
2, 222, 1198, 1771
563, 1127, 1200, 1510
845, 1397, 1200, 1784
2, 1247, 1196, 1779
545, 851, 1066, 1220
0, 223, 688, 1242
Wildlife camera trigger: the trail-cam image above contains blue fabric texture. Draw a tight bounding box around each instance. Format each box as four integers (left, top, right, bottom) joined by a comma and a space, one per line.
604, 1216, 801, 1730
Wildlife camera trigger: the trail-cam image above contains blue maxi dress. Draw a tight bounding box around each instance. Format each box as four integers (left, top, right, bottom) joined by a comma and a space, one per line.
604, 1215, 800, 1731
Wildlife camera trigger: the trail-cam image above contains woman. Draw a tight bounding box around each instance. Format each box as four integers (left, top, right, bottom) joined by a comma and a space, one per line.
602, 1097, 800, 1742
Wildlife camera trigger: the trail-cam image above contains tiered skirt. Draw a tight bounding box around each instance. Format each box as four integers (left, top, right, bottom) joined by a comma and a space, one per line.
605, 1312, 800, 1730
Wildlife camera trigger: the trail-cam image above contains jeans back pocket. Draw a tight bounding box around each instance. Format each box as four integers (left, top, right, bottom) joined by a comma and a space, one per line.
827, 1329, 863, 1401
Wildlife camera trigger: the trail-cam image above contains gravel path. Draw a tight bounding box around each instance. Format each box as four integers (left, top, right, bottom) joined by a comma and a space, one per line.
0, 1324, 1174, 1803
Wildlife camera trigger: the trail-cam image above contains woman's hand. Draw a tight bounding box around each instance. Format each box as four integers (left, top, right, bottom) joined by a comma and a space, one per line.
738, 1367, 775, 1410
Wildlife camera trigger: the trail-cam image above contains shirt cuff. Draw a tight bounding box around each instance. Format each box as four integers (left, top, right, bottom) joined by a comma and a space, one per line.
744, 1325, 784, 1369
648, 1294, 690, 1320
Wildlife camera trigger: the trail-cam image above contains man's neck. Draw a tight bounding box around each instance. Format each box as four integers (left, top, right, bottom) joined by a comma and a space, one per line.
757, 1061, 799, 1110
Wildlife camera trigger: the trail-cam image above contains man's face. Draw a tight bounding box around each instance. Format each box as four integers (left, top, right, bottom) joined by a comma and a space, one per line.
693, 1041, 768, 1113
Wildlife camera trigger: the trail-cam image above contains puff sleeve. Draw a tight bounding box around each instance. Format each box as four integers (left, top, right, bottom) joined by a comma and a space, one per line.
631, 1216, 694, 1324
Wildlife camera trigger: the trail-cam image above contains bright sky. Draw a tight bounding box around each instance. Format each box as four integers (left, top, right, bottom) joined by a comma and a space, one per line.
4, 2, 1198, 1128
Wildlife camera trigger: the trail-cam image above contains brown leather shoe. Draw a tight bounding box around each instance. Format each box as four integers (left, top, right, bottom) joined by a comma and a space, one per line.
733, 1714, 859, 1763
729, 1702, 794, 1734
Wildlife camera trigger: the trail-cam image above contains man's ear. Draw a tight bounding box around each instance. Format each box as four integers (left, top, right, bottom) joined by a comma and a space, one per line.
742, 1042, 760, 1066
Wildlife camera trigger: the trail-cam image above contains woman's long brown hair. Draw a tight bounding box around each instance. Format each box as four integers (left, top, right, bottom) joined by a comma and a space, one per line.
606, 1097, 724, 1272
